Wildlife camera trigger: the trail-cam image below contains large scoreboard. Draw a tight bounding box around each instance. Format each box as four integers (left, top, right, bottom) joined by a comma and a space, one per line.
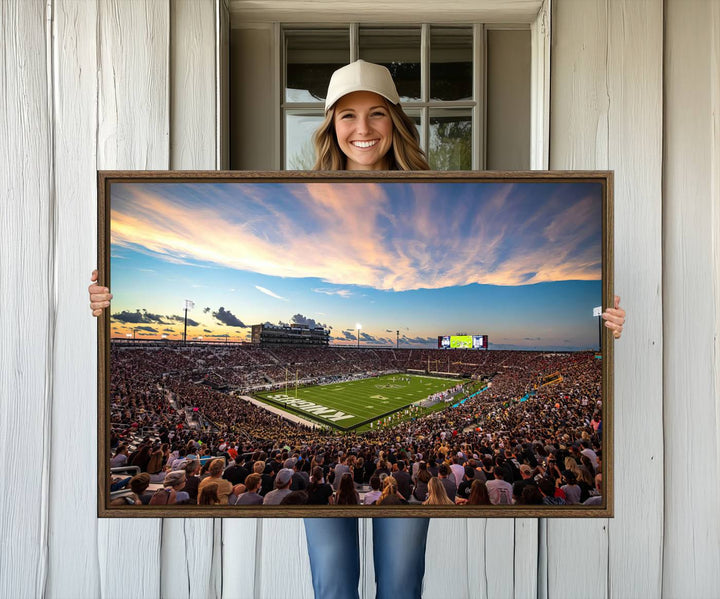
437, 335, 488, 349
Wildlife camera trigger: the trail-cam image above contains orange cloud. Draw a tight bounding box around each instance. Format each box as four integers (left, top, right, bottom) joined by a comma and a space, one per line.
111, 182, 601, 291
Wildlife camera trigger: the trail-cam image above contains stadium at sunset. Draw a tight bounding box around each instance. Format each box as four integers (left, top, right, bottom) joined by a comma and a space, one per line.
110, 180, 602, 350
107, 177, 607, 510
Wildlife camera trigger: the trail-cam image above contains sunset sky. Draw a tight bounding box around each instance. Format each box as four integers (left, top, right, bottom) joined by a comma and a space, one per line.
109, 179, 604, 350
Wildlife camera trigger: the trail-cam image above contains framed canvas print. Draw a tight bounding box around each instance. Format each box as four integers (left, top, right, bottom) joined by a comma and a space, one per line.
97, 170, 614, 518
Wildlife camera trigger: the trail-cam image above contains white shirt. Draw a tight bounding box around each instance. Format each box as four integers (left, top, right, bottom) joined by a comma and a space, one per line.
363, 490, 382, 505
450, 463, 465, 487
486, 479, 513, 505
581, 448, 599, 470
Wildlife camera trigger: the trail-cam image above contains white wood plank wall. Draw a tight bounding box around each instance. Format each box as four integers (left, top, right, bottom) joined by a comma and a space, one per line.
164, 3, 222, 599
95, 0, 168, 595
663, 1, 720, 597
48, 0, 101, 596
0, 2, 53, 599
549, 2, 664, 599
548, 5, 612, 593
0, 1, 718, 598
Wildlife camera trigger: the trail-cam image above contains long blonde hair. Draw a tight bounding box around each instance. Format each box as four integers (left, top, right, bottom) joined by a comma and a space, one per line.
423, 477, 454, 506
312, 100, 429, 171
378, 475, 399, 503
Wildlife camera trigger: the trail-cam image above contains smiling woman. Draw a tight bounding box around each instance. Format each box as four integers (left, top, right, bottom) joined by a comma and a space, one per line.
90, 59, 625, 599
333, 91, 394, 170
311, 60, 429, 172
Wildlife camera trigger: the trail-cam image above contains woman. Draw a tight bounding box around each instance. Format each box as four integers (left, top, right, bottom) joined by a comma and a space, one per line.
145, 443, 165, 475
353, 456, 365, 485
311, 61, 428, 172
576, 466, 595, 503
251, 459, 273, 496
375, 475, 406, 506
150, 470, 189, 505
423, 477, 454, 506
109, 444, 128, 468
466, 479, 492, 506
306, 466, 334, 505
580, 454, 596, 478
335, 472, 360, 506
89, 59, 626, 599
300, 60, 432, 599
564, 456, 588, 500
197, 458, 233, 505
480, 456, 495, 482
560, 470, 582, 505
129, 443, 152, 472
198, 482, 220, 506
412, 462, 432, 502
374, 458, 391, 480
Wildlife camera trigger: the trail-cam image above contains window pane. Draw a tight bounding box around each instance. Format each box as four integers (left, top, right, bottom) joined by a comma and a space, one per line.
429, 109, 472, 170
285, 112, 324, 169
286, 30, 349, 103
402, 109, 423, 148
359, 28, 421, 102
430, 27, 473, 101
486, 30, 530, 169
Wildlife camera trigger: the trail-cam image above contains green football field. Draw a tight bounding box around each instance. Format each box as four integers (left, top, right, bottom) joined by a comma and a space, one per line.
252, 374, 461, 431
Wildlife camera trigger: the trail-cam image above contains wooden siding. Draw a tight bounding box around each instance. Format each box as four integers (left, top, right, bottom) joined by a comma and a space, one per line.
550, 1, 664, 598
1, 1, 717, 598
663, 1, 720, 596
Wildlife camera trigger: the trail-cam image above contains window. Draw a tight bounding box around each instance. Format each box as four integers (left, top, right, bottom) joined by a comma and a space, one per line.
229, 23, 531, 171
283, 25, 484, 171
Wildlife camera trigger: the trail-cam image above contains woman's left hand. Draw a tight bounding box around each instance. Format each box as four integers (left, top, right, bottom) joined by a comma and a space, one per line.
602, 295, 626, 339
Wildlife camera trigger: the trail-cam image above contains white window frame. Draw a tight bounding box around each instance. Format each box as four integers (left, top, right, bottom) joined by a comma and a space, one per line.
231, 0, 551, 171
282, 24, 483, 170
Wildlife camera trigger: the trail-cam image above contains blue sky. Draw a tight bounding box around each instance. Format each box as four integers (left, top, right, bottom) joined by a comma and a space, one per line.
109, 180, 603, 350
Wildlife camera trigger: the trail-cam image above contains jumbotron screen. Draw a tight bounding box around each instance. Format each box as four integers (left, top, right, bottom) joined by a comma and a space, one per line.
437, 335, 488, 349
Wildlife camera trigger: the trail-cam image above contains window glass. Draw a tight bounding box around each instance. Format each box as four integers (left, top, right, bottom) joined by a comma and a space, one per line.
277, 24, 530, 173
402, 109, 423, 148
430, 27, 473, 101
232, 23, 532, 170
286, 30, 349, 103
359, 28, 421, 102
486, 29, 531, 170
429, 109, 472, 170
285, 112, 324, 170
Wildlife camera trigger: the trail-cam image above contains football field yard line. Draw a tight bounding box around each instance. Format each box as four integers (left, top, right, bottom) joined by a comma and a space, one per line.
254, 374, 460, 429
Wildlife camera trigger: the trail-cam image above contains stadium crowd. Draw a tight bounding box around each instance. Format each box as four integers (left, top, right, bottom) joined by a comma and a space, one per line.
109, 344, 604, 508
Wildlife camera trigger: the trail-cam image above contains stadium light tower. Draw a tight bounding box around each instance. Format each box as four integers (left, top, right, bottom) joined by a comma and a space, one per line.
593, 305, 602, 351
356, 323, 362, 348
183, 299, 195, 344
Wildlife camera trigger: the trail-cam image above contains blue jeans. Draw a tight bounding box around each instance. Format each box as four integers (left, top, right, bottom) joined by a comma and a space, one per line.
303, 517, 430, 599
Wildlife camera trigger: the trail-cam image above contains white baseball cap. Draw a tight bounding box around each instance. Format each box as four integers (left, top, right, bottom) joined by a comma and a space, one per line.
324, 60, 400, 112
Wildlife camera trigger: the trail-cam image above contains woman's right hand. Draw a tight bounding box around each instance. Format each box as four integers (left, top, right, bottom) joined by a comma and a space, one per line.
89, 269, 112, 316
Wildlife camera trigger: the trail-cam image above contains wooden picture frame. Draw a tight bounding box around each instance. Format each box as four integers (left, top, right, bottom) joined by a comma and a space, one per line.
98, 170, 614, 518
